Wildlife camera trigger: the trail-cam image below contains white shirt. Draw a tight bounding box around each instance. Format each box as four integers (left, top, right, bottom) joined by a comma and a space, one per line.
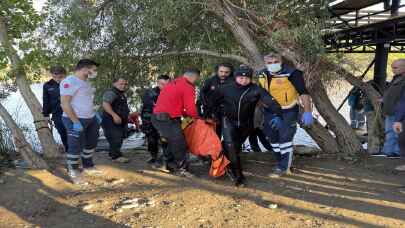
60, 75, 95, 119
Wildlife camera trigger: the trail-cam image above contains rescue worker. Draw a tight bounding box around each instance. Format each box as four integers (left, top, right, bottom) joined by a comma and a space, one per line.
101, 77, 131, 163
199, 63, 234, 137
209, 66, 282, 187
42, 66, 68, 152
141, 74, 170, 166
60, 59, 102, 184
151, 69, 200, 177
257, 53, 313, 177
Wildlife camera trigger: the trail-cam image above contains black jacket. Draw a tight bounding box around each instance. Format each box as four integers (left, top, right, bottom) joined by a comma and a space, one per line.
199, 75, 234, 117
42, 79, 63, 117
209, 82, 282, 127
141, 87, 160, 121
383, 75, 405, 115
102, 87, 130, 126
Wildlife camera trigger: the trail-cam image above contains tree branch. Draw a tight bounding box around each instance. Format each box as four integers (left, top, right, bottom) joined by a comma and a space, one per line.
142, 49, 249, 64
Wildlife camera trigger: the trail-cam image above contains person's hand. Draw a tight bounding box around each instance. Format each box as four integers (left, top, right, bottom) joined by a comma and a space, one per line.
270, 116, 283, 130
393, 122, 403, 134
72, 121, 83, 133
44, 116, 51, 125
301, 112, 314, 126
112, 114, 122, 125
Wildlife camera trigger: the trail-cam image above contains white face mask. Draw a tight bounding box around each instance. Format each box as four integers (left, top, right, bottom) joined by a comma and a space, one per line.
266, 63, 282, 73
88, 71, 98, 79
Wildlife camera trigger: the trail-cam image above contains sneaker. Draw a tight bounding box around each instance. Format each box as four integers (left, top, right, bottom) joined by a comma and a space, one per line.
147, 158, 157, 164
68, 169, 88, 185
268, 168, 287, 178
175, 169, 194, 178
395, 165, 405, 171
370, 153, 387, 157
251, 147, 262, 153
235, 178, 246, 187
225, 168, 236, 182
113, 157, 130, 163
83, 167, 103, 176
151, 161, 171, 173
387, 154, 401, 159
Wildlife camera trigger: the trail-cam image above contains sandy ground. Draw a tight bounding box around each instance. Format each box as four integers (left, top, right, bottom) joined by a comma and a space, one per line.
1, 150, 405, 228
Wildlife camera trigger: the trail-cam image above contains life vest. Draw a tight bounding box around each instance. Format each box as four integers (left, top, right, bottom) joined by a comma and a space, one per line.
258, 68, 299, 109
103, 87, 130, 124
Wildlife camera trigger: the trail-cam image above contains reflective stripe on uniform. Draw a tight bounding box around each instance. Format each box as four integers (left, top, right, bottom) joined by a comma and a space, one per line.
67, 160, 79, 165
271, 143, 280, 152
66, 154, 80, 159
81, 154, 93, 158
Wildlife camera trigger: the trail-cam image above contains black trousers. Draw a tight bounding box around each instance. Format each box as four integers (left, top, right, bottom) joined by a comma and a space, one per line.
151, 114, 187, 170
248, 128, 273, 152
143, 121, 160, 159
101, 118, 125, 159
53, 114, 68, 151
222, 117, 252, 181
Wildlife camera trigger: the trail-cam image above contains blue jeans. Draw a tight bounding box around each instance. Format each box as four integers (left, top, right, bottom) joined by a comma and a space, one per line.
350, 107, 365, 129
263, 106, 299, 171
382, 115, 400, 156
62, 117, 100, 170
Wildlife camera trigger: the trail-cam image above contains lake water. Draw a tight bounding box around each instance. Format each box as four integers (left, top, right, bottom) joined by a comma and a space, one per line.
0, 83, 353, 151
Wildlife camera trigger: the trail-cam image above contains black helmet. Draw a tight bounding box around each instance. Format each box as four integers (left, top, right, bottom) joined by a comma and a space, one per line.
234, 66, 253, 78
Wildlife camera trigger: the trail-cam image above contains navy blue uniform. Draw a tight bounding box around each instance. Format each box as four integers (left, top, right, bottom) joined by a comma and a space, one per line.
42, 79, 68, 151
257, 66, 309, 172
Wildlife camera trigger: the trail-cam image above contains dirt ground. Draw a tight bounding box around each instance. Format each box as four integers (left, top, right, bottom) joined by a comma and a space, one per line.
1, 150, 405, 228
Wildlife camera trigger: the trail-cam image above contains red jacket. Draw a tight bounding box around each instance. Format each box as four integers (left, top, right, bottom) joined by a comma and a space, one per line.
153, 76, 198, 118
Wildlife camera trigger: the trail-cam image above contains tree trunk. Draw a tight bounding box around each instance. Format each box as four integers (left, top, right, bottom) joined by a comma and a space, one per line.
0, 103, 48, 169
366, 111, 384, 154
208, 0, 362, 156
308, 79, 364, 156
0, 17, 60, 158
208, 0, 264, 69
303, 120, 339, 154
15, 74, 60, 158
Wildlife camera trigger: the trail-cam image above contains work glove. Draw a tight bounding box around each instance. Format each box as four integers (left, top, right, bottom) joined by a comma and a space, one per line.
72, 121, 83, 133
301, 112, 314, 126
95, 112, 103, 124
270, 116, 283, 130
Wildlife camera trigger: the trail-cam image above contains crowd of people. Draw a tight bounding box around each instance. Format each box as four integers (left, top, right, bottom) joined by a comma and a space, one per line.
347, 59, 405, 171
42, 55, 405, 186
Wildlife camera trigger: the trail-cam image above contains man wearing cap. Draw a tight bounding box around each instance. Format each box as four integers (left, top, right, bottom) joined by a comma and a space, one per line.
43, 66, 68, 152
151, 68, 200, 178
60, 59, 102, 184
208, 66, 282, 186
257, 53, 313, 177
